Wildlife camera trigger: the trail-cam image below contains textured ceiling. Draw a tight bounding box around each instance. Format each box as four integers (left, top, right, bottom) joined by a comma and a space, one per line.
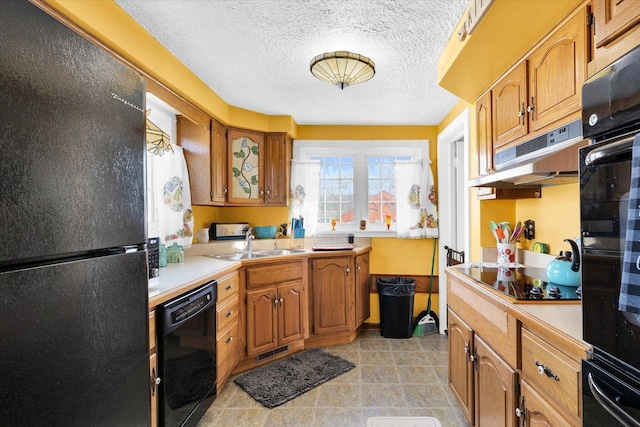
115, 0, 468, 125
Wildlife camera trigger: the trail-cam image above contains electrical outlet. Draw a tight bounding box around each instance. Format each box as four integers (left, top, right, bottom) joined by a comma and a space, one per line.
524, 220, 535, 240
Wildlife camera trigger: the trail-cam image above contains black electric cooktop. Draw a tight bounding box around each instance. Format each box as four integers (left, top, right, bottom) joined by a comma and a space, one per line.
459, 266, 581, 301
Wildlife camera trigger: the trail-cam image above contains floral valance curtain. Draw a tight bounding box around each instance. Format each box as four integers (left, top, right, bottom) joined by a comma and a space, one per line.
289, 160, 321, 236
394, 159, 439, 239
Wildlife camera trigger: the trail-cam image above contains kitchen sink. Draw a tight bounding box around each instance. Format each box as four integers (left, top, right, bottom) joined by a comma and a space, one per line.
252, 249, 307, 256
209, 252, 268, 261
208, 249, 306, 261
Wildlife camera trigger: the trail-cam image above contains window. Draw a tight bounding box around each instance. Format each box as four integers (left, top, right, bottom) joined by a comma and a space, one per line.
293, 140, 429, 234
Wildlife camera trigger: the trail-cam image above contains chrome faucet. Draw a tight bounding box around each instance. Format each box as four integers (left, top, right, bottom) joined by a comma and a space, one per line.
244, 228, 254, 252
273, 231, 284, 250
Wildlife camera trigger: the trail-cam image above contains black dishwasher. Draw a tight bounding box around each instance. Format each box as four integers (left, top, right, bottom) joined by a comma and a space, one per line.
157, 282, 217, 427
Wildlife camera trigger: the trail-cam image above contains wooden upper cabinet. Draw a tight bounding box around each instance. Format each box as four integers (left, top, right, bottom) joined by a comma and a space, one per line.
227, 128, 265, 205
211, 119, 228, 205
590, 0, 640, 76
264, 133, 292, 206
178, 115, 213, 205
528, 8, 586, 133
492, 62, 528, 149
593, 0, 640, 48
491, 7, 588, 149
476, 90, 493, 177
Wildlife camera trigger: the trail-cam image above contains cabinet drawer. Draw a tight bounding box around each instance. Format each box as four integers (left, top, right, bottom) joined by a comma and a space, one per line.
217, 271, 239, 304
246, 261, 303, 289
216, 298, 239, 334
521, 327, 581, 418
217, 321, 239, 380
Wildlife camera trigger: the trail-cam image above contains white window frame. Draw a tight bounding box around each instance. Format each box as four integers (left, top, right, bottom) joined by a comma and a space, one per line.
294, 140, 429, 234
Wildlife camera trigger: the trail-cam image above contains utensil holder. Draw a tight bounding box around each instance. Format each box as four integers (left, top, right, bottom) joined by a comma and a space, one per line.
293, 228, 305, 238
497, 243, 516, 264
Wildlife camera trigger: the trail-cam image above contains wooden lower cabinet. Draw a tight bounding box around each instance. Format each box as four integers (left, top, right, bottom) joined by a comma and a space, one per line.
518, 379, 573, 427
448, 308, 474, 423
475, 335, 518, 427
216, 271, 240, 389
354, 253, 370, 327
244, 259, 306, 357
446, 268, 589, 426
448, 308, 517, 427
311, 257, 353, 335
246, 281, 304, 356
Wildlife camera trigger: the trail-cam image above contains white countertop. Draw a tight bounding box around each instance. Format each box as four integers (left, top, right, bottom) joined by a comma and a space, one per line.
148, 256, 240, 300
515, 303, 583, 342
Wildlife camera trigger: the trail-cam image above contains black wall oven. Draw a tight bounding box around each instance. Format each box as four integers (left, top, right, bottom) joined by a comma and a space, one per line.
580, 45, 640, 426
157, 282, 217, 427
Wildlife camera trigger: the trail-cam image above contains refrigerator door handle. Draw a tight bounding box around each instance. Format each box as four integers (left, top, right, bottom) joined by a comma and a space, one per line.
588, 372, 640, 427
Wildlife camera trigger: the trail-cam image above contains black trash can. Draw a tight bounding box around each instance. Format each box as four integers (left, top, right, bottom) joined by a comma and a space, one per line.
377, 277, 416, 338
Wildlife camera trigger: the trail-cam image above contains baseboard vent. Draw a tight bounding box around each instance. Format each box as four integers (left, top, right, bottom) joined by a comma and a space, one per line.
256, 345, 289, 362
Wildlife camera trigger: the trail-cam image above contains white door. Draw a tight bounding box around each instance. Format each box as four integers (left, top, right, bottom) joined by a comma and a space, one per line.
437, 110, 470, 334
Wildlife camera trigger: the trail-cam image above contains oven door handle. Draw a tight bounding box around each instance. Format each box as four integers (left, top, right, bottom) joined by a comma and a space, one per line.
585, 135, 635, 166
588, 372, 640, 427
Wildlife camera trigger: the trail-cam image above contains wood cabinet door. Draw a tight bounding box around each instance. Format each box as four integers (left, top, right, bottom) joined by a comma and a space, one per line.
527, 8, 586, 133
476, 90, 493, 177
594, 0, 640, 48
448, 308, 474, 425
277, 281, 305, 345
312, 257, 351, 335
355, 253, 370, 327
474, 335, 518, 427
246, 287, 277, 356
211, 119, 227, 205
227, 128, 265, 205
178, 116, 213, 205
492, 62, 528, 149
264, 133, 291, 206
520, 380, 574, 427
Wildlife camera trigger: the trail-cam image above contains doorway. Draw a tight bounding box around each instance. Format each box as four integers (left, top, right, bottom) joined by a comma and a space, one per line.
437, 110, 470, 334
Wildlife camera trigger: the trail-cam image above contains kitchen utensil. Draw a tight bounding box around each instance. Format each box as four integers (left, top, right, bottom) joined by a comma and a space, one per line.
413, 238, 439, 336
495, 227, 506, 242
511, 221, 522, 243
545, 238, 581, 286
490, 221, 499, 241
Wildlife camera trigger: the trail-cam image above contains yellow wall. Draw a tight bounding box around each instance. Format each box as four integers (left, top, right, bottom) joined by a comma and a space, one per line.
44, 0, 582, 322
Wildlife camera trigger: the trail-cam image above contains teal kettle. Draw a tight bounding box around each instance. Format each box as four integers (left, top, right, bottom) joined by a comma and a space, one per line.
545, 239, 581, 287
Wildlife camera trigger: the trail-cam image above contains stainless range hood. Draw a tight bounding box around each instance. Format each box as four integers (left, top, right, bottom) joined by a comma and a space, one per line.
469, 119, 588, 188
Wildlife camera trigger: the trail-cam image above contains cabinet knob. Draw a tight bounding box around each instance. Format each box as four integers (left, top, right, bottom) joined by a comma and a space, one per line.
266, 189, 271, 197
226, 310, 234, 318
225, 335, 234, 344
518, 102, 526, 125
225, 284, 233, 291
345, 266, 350, 275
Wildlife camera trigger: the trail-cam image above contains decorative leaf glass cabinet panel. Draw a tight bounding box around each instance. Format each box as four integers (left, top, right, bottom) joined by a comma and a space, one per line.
227, 128, 265, 205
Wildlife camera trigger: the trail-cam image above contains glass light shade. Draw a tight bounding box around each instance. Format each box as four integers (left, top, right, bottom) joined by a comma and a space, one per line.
310, 51, 375, 89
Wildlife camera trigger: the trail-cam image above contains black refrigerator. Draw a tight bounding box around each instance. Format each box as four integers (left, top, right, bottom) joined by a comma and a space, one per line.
0, 2, 150, 426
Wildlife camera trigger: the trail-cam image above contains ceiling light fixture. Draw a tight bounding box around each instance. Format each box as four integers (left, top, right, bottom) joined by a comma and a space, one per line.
310, 51, 375, 90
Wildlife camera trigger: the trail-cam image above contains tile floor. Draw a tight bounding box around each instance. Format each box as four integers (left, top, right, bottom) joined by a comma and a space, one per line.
197, 330, 470, 427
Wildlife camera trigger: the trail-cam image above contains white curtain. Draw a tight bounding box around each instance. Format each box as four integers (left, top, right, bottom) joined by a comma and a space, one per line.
289, 160, 321, 236
149, 145, 194, 247
394, 159, 439, 239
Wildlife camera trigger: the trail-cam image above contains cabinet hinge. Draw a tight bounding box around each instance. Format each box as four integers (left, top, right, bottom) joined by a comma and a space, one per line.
515, 380, 520, 397
587, 12, 594, 27
225, 129, 228, 141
